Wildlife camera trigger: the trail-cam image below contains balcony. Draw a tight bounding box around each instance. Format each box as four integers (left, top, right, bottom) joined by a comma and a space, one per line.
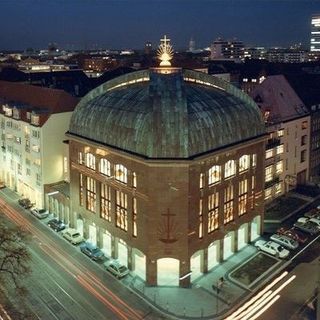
266, 138, 281, 150
265, 175, 280, 189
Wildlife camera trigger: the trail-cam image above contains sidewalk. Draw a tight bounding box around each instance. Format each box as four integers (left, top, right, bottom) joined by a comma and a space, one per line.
124, 245, 285, 320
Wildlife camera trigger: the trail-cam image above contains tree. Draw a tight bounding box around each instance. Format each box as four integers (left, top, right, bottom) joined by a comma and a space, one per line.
0, 216, 31, 288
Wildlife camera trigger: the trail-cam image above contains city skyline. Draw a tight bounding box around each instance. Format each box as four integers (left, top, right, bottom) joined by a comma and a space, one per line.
0, 0, 319, 50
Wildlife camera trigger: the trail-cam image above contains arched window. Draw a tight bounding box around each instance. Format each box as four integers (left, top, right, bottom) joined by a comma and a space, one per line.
239, 155, 250, 173
99, 158, 111, 176
225, 160, 236, 179
208, 166, 221, 185
115, 164, 128, 184
85, 153, 96, 170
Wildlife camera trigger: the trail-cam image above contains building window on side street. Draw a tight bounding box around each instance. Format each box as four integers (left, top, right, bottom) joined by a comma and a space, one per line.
101, 183, 111, 222
239, 179, 248, 216
199, 198, 203, 238
208, 165, 221, 185
224, 160, 236, 179
115, 164, 128, 184
264, 187, 272, 200
301, 150, 307, 163
116, 190, 128, 231
86, 176, 96, 212
208, 192, 219, 233
99, 158, 111, 176
224, 185, 234, 224
133, 197, 137, 237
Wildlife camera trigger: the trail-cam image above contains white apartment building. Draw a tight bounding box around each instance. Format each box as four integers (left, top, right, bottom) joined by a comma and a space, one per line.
250, 75, 310, 201
0, 81, 78, 208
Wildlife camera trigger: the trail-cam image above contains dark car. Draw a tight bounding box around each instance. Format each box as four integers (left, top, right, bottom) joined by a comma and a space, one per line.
47, 218, 66, 232
80, 242, 105, 261
277, 227, 308, 244
18, 198, 34, 209
293, 221, 320, 235
0, 181, 6, 189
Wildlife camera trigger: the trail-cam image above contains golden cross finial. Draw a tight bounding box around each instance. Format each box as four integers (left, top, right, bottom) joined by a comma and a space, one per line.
157, 35, 174, 67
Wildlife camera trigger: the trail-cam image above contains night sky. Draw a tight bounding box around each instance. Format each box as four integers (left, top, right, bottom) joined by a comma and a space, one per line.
0, 0, 319, 50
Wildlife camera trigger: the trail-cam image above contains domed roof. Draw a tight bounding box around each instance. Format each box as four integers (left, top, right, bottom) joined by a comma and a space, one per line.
69, 69, 265, 159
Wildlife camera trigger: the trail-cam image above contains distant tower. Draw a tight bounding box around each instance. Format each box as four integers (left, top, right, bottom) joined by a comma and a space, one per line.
311, 14, 320, 52
145, 42, 152, 55
189, 37, 195, 52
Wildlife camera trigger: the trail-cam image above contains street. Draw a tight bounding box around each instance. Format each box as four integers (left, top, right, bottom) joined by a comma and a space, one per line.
0, 188, 163, 320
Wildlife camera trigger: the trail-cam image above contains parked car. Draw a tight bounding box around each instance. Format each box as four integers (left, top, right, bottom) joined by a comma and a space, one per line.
293, 221, 320, 235
270, 233, 299, 250
304, 208, 320, 219
18, 198, 34, 209
297, 217, 320, 228
30, 208, 49, 219
80, 242, 105, 261
47, 218, 66, 232
63, 228, 84, 245
277, 227, 308, 244
255, 240, 289, 258
0, 181, 6, 189
104, 260, 129, 279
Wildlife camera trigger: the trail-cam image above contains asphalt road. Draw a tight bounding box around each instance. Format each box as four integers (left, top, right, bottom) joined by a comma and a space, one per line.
0, 188, 163, 320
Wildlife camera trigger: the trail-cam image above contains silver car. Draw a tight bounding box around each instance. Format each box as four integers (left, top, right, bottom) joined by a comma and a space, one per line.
104, 260, 130, 278
270, 234, 299, 250
30, 208, 49, 219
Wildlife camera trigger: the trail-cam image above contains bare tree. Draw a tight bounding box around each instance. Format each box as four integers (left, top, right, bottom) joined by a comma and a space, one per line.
0, 216, 31, 287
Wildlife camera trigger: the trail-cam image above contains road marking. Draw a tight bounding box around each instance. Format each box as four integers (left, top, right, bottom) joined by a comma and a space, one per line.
290, 233, 320, 262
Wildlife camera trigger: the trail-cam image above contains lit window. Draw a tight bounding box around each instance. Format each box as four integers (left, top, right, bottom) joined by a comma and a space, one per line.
265, 149, 273, 159
276, 161, 283, 174
115, 164, 128, 184
79, 173, 84, 206
85, 153, 96, 170
64, 156, 68, 174
277, 129, 284, 137
133, 197, 137, 237
116, 190, 127, 231
209, 165, 221, 185
239, 179, 248, 216
224, 160, 236, 179
265, 166, 273, 182
86, 176, 96, 212
199, 199, 203, 238
275, 183, 282, 194
133, 172, 137, 188
276, 145, 284, 155
78, 151, 84, 164
224, 185, 234, 224
101, 184, 111, 222
208, 192, 219, 233
200, 173, 204, 189
239, 155, 250, 173
264, 187, 272, 200
99, 158, 111, 176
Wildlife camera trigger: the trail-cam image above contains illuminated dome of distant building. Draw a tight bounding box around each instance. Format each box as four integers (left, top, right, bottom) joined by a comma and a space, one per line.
69, 69, 265, 159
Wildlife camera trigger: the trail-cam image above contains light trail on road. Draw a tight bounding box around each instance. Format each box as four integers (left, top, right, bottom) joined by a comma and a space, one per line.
226, 272, 296, 320
0, 199, 143, 320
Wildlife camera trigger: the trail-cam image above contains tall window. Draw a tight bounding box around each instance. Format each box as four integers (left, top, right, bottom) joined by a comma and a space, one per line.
115, 164, 128, 184
239, 155, 250, 173
208, 165, 221, 185
85, 153, 96, 170
133, 172, 137, 188
79, 173, 84, 206
78, 151, 84, 164
86, 177, 96, 212
252, 154, 257, 167
239, 179, 248, 216
224, 160, 236, 179
276, 145, 284, 155
99, 158, 111, 176
133, 197, 137, 237
116, 191, 127, 231
199, 173, 204, 189
250, 176, 255, 209
208, 192, 219, 233
101, 184, 111, 221
265, 166, 273, 182
276, 161, 283, 174
199, 199, 203, 238
224, 185, 234, 224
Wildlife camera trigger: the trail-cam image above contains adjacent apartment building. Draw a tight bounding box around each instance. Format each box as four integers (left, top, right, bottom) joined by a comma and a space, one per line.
250, 75, 310, 201
0, 81, 78, 207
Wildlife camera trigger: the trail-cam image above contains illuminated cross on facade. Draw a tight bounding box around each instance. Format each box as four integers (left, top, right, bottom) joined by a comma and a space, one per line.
158, 208, 178, 243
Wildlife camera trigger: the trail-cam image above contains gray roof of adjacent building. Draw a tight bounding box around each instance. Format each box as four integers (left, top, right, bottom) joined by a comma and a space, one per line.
68, 68, 265, 159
